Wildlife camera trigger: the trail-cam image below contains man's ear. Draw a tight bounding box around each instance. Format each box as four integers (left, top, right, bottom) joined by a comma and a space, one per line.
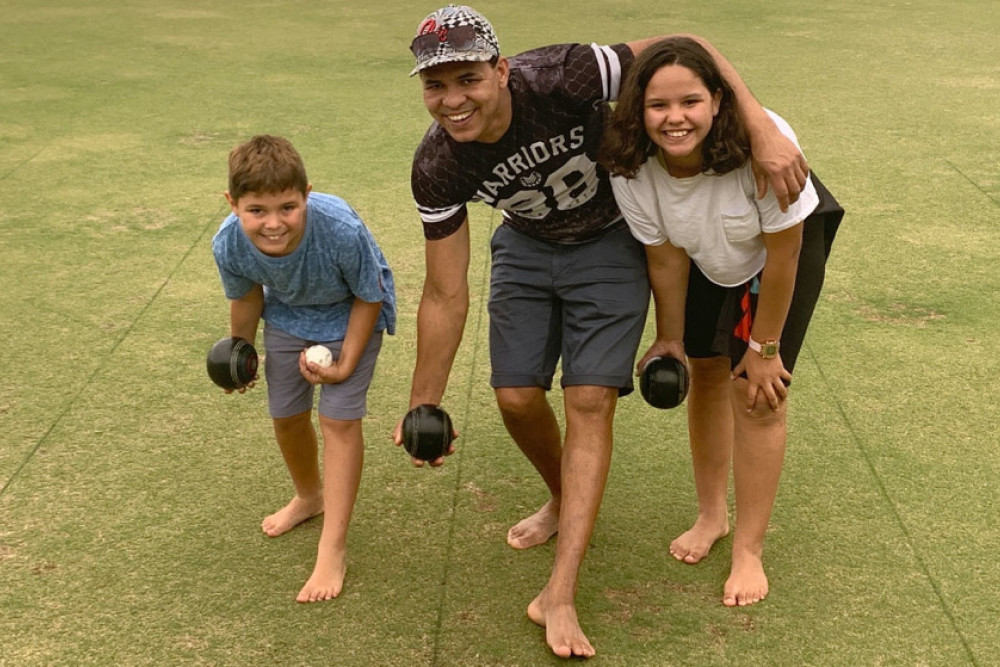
496, 56, 510, 86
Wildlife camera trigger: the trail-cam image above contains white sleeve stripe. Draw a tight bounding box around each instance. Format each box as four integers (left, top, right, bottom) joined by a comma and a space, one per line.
416, 201, 463, 223
589, 43, 609, 99
590, 43, 623, 100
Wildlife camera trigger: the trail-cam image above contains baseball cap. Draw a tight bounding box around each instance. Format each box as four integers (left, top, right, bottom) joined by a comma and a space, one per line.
409, 5, 500, 76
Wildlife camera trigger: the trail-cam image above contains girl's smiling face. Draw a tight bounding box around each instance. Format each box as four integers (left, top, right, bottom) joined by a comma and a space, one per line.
642, 64, 721, 177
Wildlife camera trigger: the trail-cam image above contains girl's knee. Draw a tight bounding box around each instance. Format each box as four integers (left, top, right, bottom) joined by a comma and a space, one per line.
737, 397, 787, 425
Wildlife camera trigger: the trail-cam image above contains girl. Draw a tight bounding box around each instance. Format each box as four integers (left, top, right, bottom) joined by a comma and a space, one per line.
600, 36, 828, 607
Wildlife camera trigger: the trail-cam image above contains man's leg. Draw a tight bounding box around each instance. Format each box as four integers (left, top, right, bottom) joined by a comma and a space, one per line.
496, 386, 563, 549
527, 384, 617, 659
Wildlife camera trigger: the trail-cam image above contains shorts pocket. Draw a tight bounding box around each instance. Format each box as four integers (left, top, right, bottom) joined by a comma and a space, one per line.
721, 201, 761, 243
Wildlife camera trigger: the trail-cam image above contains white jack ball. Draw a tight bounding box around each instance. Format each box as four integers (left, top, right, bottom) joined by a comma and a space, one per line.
305, 345, 333, 368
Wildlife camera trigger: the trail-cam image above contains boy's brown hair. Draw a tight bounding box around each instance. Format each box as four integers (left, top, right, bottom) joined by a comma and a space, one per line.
227, 135, 309, 202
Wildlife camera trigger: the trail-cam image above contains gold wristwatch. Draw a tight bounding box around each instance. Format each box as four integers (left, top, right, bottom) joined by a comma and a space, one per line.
748, 337, 780, 359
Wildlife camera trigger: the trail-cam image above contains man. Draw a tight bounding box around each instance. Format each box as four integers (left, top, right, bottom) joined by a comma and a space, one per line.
395, 5, 808, 658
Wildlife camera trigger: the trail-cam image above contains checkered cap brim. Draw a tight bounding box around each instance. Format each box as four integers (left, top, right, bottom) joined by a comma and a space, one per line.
409, 5, 500, 76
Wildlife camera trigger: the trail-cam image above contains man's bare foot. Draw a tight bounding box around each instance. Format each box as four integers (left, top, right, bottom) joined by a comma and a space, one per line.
261, 494, 323, 537
723, 551, 768, 607
527, 590, 595, 659
669, 515, 729, 564
507, 499, 559, 550
296, 548, 347, 603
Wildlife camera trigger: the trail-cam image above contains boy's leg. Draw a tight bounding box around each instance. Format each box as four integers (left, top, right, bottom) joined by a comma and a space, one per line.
725, 379, 787, 607
297, 416, 364, 602
669, 357, 733, 564
526, 384, 617, 659
495, 386, 562, 549
296, 331, 381, 601
262, 324, 325, 537
263, 410, 324, 537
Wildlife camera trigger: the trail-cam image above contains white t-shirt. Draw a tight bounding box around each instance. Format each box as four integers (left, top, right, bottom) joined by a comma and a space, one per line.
610, 110, 819, 287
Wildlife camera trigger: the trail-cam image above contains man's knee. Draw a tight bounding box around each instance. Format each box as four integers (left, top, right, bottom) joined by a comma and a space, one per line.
495, 386, 546, 420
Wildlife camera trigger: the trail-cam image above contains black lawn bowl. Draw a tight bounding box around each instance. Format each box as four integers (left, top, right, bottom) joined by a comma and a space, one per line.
402, 404, 454, 461
206, 337, 258, 391
639, 356, 689, 409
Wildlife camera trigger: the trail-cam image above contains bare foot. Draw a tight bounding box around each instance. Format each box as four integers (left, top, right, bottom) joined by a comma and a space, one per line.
261, 494, 323, 537
527, 591, 595, 659
507, 499, 559, 550
723, 551, 768, 607
669, 515, 729, 564
296, 548, 347, 603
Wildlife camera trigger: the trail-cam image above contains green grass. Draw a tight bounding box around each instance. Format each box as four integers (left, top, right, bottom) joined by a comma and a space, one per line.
2, 0, 998, 664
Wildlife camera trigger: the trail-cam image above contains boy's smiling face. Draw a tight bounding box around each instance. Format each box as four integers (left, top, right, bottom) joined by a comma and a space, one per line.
225, 186, 311, 257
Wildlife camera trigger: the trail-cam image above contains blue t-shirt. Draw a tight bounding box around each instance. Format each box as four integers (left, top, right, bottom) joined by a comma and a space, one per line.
212, 192, 396, 341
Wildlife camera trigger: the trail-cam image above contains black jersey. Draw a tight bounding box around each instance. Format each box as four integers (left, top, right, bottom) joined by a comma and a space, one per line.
411, 42, 635, 244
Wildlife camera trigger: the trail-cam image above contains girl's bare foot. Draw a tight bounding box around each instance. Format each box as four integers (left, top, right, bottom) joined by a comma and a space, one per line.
506, 499, 559, 550
723, 550, 768, 607
669, 515, 729, 564
527, 590, 595, 659
261, 494, 323, 537
296, 548, 347, 603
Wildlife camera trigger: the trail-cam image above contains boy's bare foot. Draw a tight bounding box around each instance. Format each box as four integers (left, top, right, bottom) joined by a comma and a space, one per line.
506, 499, 559, 550
723, 551, 768, 607
261, 494, 323, 537
527, 590, 595, 659
669, 516, 729, 564
296, 548, 347, 603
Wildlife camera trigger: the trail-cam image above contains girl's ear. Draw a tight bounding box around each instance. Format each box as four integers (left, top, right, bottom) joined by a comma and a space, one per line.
712, 89, 722, 117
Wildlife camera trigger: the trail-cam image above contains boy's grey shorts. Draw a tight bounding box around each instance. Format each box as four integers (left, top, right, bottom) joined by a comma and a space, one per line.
263, 323, 383, 421
488, 222, 649, 395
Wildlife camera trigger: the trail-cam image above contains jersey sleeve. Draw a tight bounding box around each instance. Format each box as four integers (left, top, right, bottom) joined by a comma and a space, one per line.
411, 134, 470, 241
516, 42, 634, 107
564, 42, 633, 103
610, 174, 669, 247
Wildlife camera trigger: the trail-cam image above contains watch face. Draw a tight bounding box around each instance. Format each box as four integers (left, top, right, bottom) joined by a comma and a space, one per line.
763, 342, 779, 358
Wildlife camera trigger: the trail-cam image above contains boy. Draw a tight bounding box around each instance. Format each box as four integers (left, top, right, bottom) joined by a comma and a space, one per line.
212, 134, 396, 602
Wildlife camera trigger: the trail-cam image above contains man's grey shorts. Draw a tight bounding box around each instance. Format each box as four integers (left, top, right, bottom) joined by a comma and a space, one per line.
263, 323, 383, 421
488, 222, 649, 395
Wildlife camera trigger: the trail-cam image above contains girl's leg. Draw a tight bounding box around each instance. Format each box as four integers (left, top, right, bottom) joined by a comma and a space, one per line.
262, 410, 324, 537
669, 356, 733, 563
297, 416, 364, 602
725, 379, 787, 606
